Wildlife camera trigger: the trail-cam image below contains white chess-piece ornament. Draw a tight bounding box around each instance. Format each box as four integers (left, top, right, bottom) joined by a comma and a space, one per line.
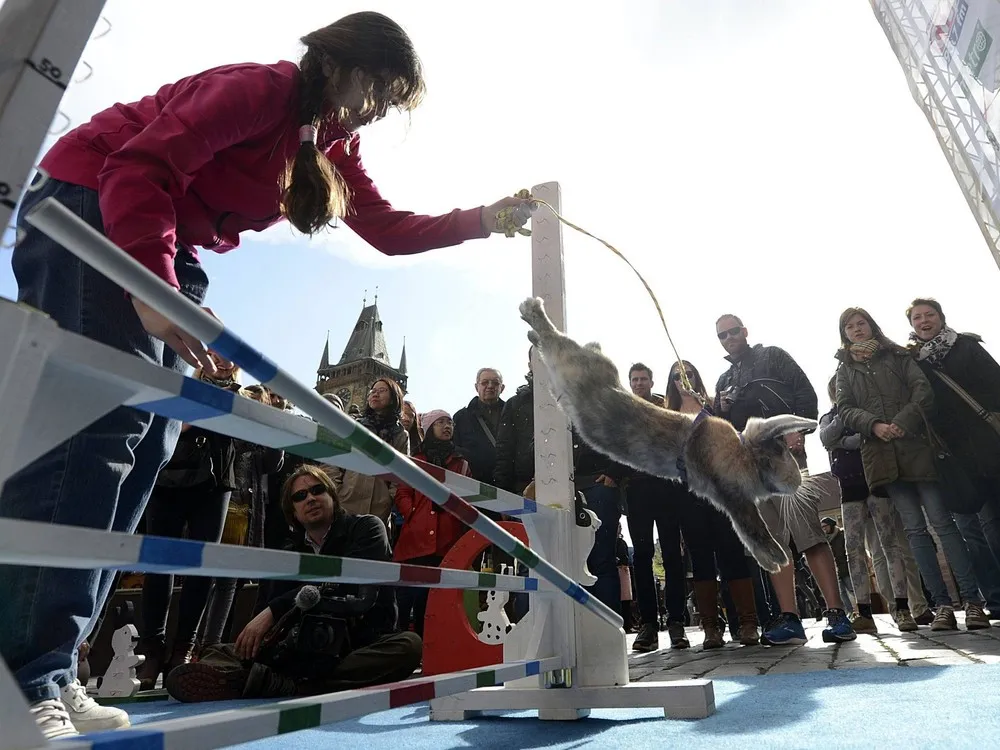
97, 624, 145, 697
477, 564, 513, 645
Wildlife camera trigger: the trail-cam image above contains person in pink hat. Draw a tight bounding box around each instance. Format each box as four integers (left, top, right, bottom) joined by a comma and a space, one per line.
393, 410, 471, 636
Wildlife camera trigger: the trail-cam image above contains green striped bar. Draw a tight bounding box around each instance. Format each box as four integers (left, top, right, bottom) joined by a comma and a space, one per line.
282, 425, 354, 460
299, 554, 343, 578
510, 543, 540, 569
347, 425, 398, 466
477, 572, 497, 588
476, 670, 497, 688
277, 704, 322, 734
465, 481, 498, 504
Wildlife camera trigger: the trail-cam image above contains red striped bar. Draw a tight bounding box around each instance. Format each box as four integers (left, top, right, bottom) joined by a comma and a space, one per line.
389, 681, 436, 708
399, 564, 442, 584
442, 493, 481, 525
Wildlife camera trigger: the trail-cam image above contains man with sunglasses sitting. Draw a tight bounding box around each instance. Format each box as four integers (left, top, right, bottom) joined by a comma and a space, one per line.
163, 465, 422, 701
713, 314, 855, 647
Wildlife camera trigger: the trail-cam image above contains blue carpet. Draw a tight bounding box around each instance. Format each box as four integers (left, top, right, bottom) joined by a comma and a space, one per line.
125, 664, 998, 749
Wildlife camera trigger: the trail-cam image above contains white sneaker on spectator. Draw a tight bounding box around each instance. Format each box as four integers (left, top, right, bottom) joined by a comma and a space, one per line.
60, 679, 131, 732
30, 698, 79, 740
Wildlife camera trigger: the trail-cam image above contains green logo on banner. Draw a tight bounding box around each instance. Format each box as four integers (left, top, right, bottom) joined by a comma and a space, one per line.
965, 19, 993, 78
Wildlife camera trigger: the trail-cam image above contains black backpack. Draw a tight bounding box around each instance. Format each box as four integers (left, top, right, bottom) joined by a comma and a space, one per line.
829, 440, 866, 487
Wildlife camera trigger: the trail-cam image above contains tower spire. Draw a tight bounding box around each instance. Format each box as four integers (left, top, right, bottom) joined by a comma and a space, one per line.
398, 337, 407, 374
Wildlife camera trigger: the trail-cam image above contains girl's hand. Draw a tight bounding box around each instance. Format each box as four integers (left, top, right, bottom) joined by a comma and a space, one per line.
481, 196, 535, 234
872, 422, 895, 442
131, 297, 224, 373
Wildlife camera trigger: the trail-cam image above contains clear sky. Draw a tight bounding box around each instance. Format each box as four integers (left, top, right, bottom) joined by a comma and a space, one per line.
2, 0, 999, 485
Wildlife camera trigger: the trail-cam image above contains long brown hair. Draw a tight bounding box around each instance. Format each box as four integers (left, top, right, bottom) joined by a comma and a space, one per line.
402, 399, 423, 448
665, 360, 709, 411
837, 307, 903, 352
281, 12, 426, 235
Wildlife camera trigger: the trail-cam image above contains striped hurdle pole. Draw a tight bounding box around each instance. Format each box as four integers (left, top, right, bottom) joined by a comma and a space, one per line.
19, 657, 564, 750
25, 198, 624, 631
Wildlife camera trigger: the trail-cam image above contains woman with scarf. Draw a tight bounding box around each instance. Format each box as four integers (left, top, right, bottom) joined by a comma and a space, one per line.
907, 298, 1000, 615
834, 307, 990, 631
392, 410, 471, 636
325, 378, 409, 524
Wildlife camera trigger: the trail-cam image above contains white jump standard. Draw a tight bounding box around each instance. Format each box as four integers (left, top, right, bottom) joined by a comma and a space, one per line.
0, 189, 714, 749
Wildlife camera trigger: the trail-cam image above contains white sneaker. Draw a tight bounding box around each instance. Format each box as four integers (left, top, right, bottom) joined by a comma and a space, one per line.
30, 698, 79, 740
60, 679, 131, 732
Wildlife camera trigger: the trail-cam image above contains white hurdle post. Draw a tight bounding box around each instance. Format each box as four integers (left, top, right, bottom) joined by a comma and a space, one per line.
429, 183, 716, 721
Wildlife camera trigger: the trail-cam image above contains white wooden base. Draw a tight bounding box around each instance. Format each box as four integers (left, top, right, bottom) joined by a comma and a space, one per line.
429, 680, 716, 721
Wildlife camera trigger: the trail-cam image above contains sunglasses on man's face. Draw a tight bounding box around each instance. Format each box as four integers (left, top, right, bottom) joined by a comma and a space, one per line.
717, 326, 742, 341
291, 483, 327, 503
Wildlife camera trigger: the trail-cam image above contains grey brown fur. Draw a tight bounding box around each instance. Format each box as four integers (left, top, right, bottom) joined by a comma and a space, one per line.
520, 297, 817, 573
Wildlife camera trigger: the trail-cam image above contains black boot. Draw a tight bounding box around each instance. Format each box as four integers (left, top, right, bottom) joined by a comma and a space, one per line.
632, 622, 659, 653
242, 663, 300, 698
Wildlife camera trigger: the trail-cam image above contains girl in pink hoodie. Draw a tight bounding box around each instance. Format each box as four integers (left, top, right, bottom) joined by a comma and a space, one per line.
1, 11, 531, 740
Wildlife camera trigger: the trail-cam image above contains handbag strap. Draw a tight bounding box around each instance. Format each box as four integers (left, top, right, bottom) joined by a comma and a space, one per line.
476, 415, 498, 448
931, 370, 1000, 438
914, 404, 949, 457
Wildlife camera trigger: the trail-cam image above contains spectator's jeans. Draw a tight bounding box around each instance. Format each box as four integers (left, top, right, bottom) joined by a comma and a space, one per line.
886, 480, 982, 606
0, 177, 207, 702
954, 511, 1000, 610
581, 483, 621, 614
837, 576, 856, 615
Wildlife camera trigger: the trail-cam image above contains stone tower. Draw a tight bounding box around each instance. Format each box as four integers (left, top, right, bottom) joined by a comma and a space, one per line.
316, 299, 407, 411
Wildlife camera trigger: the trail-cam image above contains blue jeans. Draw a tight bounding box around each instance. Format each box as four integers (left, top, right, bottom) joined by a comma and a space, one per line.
954, 511, 1000, 610
0, 177, 207, 702
581, 483, 621, 614
886, 480, 982, 606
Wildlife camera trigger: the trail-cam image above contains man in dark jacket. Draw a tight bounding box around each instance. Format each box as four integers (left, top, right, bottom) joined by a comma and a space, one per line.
164, 467, 422, 701
713, 314, 855, 646
453, 368, 506, 484
494, 358, 535, 495
621, 363, 690, 653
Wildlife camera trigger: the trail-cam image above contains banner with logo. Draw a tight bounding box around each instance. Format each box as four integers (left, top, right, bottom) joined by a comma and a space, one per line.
943, 0, 1000, 91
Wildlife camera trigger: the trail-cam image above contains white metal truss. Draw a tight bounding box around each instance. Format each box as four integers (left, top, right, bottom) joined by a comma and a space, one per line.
870, 0, 1000, 272
0, 0, 106, 234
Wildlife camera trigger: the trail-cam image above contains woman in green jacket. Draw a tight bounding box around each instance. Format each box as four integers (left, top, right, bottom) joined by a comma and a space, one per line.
834, 307, 989, 631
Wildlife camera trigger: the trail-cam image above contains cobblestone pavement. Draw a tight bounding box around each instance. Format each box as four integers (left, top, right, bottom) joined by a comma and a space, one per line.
628, 613, 1000, 682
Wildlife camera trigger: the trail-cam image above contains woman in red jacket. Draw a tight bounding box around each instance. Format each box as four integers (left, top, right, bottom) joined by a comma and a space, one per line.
0, 11, 531, 740
394, 410, 471, 637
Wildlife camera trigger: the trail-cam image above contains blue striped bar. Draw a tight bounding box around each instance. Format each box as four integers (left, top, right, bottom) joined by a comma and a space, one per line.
87, 728, 164, 749
138, 536, 204, 569
502, 498, 537, 516
565, 583, 590, 605
209, 329, 279, 384
525, 660, 541, 676
133, 377, 235, 422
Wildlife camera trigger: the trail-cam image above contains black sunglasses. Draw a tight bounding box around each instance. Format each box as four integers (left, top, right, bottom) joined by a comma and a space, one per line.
672, 372, 693, 382
717, 326, 742, 341
291, 483, 327, 503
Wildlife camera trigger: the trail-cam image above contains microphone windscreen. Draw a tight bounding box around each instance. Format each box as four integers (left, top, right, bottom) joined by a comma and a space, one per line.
295, 585, 321, 611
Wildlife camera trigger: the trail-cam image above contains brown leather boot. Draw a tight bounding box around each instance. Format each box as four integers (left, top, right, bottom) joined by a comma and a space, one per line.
77, 641, 92, 685
693, 580, 725, 649
728, 577, 761, 645
135, 636, 166, 691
